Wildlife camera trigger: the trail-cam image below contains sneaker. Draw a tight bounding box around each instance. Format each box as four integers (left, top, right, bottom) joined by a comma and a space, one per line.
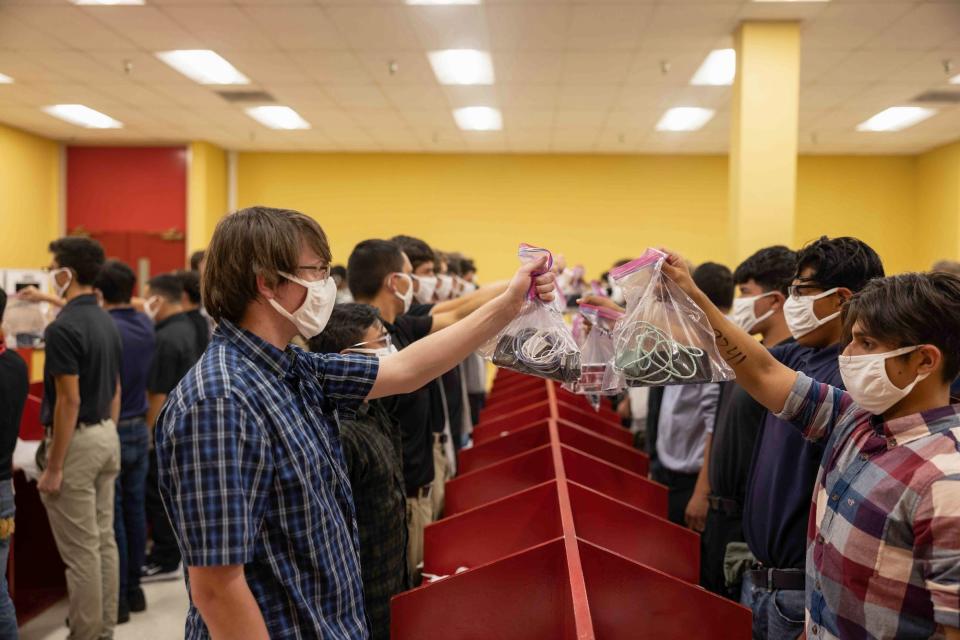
118, 600, 130, 625
128, 587, 147, 613
140, 562, 183, 583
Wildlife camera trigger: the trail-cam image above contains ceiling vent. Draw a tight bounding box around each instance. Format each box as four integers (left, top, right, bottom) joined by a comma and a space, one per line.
215, 90, 275, 103
912, 90, 960, 104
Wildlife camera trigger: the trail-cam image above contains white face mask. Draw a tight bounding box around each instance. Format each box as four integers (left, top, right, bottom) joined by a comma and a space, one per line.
413, 275, 437, 304
610, 285, 625, 306
732, 292, 777, 334
390, 273, 414, 313
50, 267, 72, 299
462, 280, 478, 295
144, 295, 163, 321
783, 287, 841, 339
268, 272, 337, 339
347, 344, 398, 358
435, 275, 453, 301
839, 345, 929, 415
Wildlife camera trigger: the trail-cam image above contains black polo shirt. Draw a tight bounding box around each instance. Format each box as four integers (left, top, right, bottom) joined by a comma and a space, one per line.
186, 308, 210, 358
41, 294, 122, 427
148, 312, 201, 396
381, 313, 439, 492
0, 347, 28, 481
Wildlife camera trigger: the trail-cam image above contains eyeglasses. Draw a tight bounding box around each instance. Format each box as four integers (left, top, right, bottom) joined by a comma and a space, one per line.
296, 264, 330, 282
349, 332, 392, 351
788, 283, 825, 298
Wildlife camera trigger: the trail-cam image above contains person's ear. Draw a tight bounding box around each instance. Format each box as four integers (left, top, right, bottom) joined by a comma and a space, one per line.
256, 273, 279, 300
768, 291, 785, 312
835, 287, 853, 308
915, 345, 941, 376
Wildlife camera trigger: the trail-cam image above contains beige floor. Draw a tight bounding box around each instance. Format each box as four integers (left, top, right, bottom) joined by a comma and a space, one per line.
19, 579, 190, 640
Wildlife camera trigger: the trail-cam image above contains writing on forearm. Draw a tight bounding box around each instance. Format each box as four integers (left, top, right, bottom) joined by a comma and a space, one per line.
714, 329, 747, 365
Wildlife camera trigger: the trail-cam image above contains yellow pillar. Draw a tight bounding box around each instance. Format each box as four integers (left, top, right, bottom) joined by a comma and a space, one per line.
187, 141, 229, 255
729, 22, 801, 262
917, 140, 960, 265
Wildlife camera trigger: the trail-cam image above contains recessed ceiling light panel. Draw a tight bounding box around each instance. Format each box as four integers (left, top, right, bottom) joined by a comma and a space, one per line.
156, 50, 249, 85
428, 49, 494, 85
856, 106, 936, 132
0, 73, 13, 84
245, 106, 310, 130
691, 49, 736, 86
656, 107, 715, 131
453, 106, 502, 131
43, 104, 123, 129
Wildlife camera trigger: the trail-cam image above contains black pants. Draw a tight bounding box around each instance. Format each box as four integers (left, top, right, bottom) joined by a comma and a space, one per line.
468, 393, 485, 430
145, 447, 181, 568
651, 467, 698, 527
701, 506, 745, 600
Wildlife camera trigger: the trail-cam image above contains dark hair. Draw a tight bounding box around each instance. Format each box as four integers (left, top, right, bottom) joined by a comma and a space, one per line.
177, 269, 202, 305
190, 250, 205, 272
0, 289, 6, 324
347, 240, 404, 300
844, 272, 960, 383
461, 257, 476, 276
331, 265, 347, 280
203, 207, 332, 323
49, 237, 105, 285
390, 235, 435, 270
733, 246, 798, 295
796, 236, 884, 293
94, 259, 137, 304
148, 273, 184, 303
932, 260, 960, 277
445, 253, 463, 277
308, 304, 381, 354
693, 262, 734, 310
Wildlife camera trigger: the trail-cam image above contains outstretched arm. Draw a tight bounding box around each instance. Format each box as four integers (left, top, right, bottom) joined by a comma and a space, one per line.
429, 282, 510, 333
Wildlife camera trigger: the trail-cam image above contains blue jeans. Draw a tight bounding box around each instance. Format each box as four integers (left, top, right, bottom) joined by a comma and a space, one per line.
114, 419, 149, 603
0, 480, 18, 639
741, 570, 806, 640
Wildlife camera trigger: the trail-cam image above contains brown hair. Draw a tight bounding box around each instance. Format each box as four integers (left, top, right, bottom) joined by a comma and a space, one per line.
202, 206, 332, 323
843, 271, 960, 383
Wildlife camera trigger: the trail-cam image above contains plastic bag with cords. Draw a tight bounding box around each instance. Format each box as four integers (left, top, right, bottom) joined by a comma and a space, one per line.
564, 303, 624, 407
605, 248, 735, 389
479, 244, 582, 384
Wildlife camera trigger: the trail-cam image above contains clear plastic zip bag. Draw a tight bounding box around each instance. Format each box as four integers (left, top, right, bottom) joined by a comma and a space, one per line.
564, 303, 623, 397
479, 244, 582, 384
605, 249, 735, 389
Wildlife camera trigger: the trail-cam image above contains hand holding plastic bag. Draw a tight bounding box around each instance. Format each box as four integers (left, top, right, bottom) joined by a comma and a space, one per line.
564, 303, 623, 396
479, 244, 582, 384
606, 248, 735, 388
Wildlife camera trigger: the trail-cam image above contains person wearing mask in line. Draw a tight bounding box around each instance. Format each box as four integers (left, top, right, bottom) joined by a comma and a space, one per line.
391, 235, 461, 514
0, 290, 28, 639
694, 246, 797, 599
347, 239, 513, 576
308, 303, 407, 640
739, 237, 884, 639
177, 269, 209, 357
332, 265, 353, 304
93, 260, 156, 622
156, 207, 555, 639
663, 252, 960, 640
38, 237, 122, 640
142, 273, 201, 583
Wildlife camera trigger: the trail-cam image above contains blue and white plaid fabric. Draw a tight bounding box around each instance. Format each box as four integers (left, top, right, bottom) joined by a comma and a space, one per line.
156, 319, 379, 639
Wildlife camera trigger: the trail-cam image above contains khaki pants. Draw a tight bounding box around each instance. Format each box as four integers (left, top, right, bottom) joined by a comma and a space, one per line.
41, 420, 121, 640
405, 493, 432, 583
430, 438, 451, 519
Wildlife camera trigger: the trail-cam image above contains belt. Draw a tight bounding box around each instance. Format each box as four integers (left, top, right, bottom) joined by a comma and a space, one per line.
118, 416, 146, 427
44, 419, 106, 437
407, 484, 432, 500
433, 433, 448, 445
708, 495, 742, 516
748, 564, 805, 591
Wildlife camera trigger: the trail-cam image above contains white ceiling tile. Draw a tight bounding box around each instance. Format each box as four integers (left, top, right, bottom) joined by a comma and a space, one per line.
85, 52, 195, 85
556, 84, 619, 110
325, 84, 391, 109
865, 2, 960, 50
498, 84, 557, 109
628, 50, 710, 87
800, 49, 851, 84
402, 110, 456, 128
3, 5, 137, 50
241, 5, 347, 50
380, 84, 449, 110
561, 52, 633, 85
0, 9, 69, 50
83, 6, 201, 51
358, 52, 436, 85
816, 50, 925, 86
295, 108, 357, 131
161, 6, 277, 51
565, 4, 654, 51
294, 51, 373, 85
800, 83, 869, 111
486, 5, 569, 50
646, 3, 741, 38
267, 84, 337, 109
0, 52, 71, 84
442, 85, 499, 108
503, 110, 554, 128
325, 6, 421, 51
801, 2, 913, 51
492, 52, 564, 85
350, 109, 408, 130
406, 5, 489, 50
462, 131, 508, 152
223, 51, 314, 86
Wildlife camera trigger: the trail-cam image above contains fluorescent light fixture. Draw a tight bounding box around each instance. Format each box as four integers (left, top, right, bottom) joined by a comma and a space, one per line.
656, 107, 715, 132
691, 49, 736, 86
43, 104, 122, 129
950, 73, 960, 85
752, 0, 830, 3
406, 0, 481, 4
245, 106, 310, 130
70, 0, 145, 4
156, 50, 249, 85
0, 73, 13, 84
453, 106, 502, 131
856, 106, 936, 132
428, 49, 494, 85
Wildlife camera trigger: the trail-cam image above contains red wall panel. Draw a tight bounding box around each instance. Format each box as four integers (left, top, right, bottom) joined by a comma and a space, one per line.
66, 146, 187, 233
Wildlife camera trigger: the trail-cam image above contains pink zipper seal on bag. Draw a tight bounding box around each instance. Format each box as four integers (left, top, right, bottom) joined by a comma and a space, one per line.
518, 243, 553, 300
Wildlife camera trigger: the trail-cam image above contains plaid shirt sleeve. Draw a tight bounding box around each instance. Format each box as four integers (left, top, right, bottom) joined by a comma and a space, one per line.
775, 371, 861, 442
158, 396, 273, 567
914, 477, 960, 629
307, 352, 380, 418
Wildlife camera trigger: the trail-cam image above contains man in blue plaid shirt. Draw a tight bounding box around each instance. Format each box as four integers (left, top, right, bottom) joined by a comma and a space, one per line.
155, 207, 556, 639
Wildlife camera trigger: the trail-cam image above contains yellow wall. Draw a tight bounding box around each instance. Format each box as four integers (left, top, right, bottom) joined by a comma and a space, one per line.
187, 141, 228, 255
237, 153, 731, 281
795, 155, 920, 275
916, 141, 960, 264
236, 152, 932, 280
0, 123, 60, 269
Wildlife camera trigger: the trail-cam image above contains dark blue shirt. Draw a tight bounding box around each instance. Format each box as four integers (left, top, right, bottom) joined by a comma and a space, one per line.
156, 319, 379, 639
742, 341, 843, 570
108, 307, 155, 419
